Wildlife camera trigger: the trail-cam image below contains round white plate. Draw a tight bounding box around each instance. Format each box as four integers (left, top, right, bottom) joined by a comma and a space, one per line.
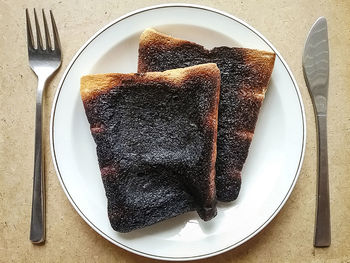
50, 4, 306, 261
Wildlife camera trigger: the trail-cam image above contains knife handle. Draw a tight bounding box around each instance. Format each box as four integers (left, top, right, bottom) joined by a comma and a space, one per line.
314, 114, 331, 247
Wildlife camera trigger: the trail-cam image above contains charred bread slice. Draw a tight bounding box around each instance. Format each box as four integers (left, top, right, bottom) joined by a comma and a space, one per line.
81, 63, 220, 232
138, 28, 275, 202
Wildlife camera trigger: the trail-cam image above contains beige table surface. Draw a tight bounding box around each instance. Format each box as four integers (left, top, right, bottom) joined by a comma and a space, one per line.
1, 0, 350, 262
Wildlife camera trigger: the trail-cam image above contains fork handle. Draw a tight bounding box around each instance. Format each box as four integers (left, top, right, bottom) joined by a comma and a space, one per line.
314, 114, 331, 247
30, 78, 46, 244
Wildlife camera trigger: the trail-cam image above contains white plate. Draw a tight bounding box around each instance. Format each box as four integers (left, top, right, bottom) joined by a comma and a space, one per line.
50, 4, 306, 261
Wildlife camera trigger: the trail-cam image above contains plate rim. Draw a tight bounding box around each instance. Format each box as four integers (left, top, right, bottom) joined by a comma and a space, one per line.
50, 3, 306, 261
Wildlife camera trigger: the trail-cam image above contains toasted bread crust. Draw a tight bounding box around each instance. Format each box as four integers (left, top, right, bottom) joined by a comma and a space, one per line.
242, 49, 275, 93
139, 28, 191, 48
138, 28, 275, 202
81, 63, 219, 101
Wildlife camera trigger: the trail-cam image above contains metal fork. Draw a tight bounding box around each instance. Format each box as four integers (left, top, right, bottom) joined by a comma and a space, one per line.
26, 8, 62, 244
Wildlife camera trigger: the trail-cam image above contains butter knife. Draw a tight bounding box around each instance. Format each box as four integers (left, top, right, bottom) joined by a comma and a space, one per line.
302, 17, 330, 247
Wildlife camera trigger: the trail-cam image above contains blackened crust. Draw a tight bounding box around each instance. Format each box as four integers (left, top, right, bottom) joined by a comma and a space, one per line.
138, 28, 275, 202
80, 64, 220, 232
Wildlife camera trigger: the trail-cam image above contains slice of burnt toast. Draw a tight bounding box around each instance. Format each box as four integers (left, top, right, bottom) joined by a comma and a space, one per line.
81, 63, 220, 232
138, 28, 275, 202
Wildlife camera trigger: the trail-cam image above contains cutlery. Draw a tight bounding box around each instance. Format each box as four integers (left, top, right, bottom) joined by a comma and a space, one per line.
26, 9, 62, 244
302, 17, 330, 247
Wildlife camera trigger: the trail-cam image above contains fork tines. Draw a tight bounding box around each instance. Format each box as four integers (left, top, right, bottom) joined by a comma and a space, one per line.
25, 9, 61, 52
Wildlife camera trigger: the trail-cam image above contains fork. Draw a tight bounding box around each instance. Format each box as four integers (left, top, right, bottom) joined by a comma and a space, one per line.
26, 8, 62, 244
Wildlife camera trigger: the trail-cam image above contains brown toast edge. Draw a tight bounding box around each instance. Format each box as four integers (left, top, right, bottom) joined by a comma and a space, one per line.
80, 63, 220, 102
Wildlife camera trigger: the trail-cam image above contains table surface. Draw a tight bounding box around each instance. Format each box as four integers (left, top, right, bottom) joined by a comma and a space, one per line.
1, 0, 350, 262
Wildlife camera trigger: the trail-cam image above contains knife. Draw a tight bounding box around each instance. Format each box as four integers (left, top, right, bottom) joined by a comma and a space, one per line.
302, 17, 330, 247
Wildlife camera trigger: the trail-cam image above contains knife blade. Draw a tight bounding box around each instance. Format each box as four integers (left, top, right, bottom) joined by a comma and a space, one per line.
302, 17, 330, 247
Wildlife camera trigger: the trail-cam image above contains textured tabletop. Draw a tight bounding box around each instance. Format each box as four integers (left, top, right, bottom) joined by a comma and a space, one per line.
0, 0, 349, 262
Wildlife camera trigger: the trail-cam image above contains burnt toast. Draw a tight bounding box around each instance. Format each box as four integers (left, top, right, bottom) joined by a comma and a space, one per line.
138, 28, 275, 202
80, 64, 221, 232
